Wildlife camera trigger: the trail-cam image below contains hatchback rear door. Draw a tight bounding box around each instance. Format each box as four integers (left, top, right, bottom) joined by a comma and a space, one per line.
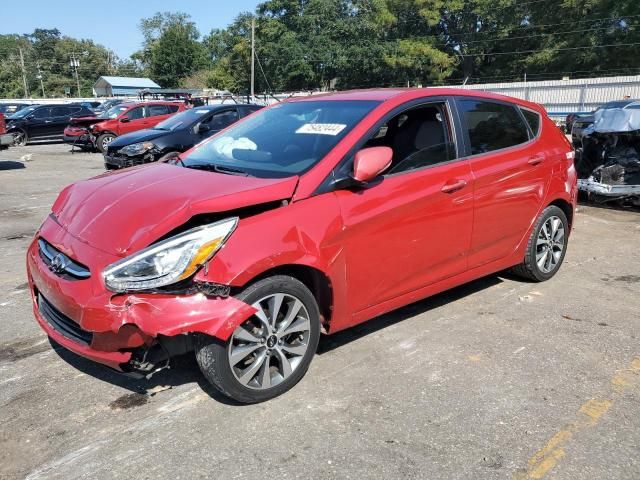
454, 97, 552, 268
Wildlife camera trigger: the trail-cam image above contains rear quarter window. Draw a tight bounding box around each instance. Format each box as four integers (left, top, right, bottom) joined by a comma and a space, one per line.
520, 108, 541, 137
458, 99, 530, 154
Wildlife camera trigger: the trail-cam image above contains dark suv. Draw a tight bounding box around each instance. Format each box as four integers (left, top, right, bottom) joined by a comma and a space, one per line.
104, 104, 262, 169
6, 104, 95, 146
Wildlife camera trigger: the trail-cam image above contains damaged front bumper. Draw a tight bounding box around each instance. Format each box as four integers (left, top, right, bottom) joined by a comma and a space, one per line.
26, 218, 256, 374
104, 151, 159, 170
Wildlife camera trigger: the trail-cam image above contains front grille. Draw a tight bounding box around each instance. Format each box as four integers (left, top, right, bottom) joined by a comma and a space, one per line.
105, 154, 151, 168
38, 238, 90, 280
37, 293, 93, 345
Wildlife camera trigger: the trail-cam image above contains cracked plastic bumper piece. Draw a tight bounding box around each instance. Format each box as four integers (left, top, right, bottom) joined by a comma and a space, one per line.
578, 178, 640, 196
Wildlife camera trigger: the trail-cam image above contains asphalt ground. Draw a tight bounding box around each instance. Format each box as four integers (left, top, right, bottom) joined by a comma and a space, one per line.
1, 142, 639, 479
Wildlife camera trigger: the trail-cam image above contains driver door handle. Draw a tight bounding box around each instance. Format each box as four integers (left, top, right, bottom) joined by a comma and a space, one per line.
441, 179, 467, 193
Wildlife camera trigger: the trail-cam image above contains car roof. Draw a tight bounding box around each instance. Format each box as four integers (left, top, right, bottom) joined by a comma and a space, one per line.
289, 88, 543, 111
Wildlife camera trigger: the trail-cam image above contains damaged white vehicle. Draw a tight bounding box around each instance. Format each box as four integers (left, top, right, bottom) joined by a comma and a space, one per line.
577, 102, 640, 206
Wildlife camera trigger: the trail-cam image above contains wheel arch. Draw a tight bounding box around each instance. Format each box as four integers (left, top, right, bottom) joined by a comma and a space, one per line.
547, 197, 574, 230
234, 264, 333, 333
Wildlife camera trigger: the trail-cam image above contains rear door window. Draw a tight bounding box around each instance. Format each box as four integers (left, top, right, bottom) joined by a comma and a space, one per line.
458, 99, 530, 155
126, 107, 145, 120
208, 109, 239, 130
32, 107, 52, 119
167, 105, 180, 113
51, 106, 71, 117
147, 105, 170, 117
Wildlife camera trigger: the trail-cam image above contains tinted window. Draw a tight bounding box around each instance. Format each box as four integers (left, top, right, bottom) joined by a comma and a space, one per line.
168, 105, 180, 113
521, 109, 541, 136
183, 100, 379, 178
51, 106, 71, 117
363, 103, 457, 175
32, 107, 52, 119
126, 107, 144, 120
207, 110, 239, 130
155, 108, 211, 131
147, 105, 169, 117
459, 99, 530, 154
70, 106, 84, 114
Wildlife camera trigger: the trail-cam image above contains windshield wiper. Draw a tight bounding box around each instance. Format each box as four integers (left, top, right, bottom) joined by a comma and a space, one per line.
184, 163, 252, 177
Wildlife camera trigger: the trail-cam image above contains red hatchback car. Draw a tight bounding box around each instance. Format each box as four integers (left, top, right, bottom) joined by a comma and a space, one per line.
27, 89, 576, 403
64, 101, 186, 152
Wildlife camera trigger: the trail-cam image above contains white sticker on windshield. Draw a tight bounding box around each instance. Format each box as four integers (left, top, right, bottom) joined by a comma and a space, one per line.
296, 123, 347, 136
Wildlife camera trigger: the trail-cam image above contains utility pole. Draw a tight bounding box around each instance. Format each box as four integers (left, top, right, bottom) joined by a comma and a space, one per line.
36, 63, 45, 98
70, 53, 81, 97
250, 17, 255, 102
18, 48, 29, 98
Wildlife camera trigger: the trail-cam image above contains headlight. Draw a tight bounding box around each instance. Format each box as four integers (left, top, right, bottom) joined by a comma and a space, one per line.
120, 141, 156, 156
102, 217, 238, 292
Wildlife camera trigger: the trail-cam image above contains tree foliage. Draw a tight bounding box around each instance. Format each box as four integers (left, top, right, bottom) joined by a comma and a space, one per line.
0, 28, 140, 98
1, 1, 638, 98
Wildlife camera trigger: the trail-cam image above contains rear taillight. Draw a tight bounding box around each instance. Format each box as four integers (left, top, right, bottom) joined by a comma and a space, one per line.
0, 113, 5, 134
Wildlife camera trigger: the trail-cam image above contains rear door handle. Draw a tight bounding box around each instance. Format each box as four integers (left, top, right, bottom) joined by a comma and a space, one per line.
441, 179, 467, 193
528, 155, 545, 166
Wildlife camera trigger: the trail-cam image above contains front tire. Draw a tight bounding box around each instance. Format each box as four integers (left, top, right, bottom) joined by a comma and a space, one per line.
512, 205, 569, 282
195, 275, 320, 403
96, 133, 116, 153
11, 129, 28, 146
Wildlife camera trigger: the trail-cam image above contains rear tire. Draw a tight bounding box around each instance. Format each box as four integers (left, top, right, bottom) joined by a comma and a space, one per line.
195, 275, 320, 403
512, 205, 569, 282
96, 133, 116, 153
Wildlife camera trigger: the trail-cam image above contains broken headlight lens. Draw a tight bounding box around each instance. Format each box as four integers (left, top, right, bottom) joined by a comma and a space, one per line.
102, 218, 238, 292
120, 141, 155, 156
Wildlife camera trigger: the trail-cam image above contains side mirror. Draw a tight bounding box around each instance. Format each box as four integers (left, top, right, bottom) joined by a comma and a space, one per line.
353, 146, 393, 183
120, 117, 130, 123
197, 123, 210, 134
26, 114, 35, 120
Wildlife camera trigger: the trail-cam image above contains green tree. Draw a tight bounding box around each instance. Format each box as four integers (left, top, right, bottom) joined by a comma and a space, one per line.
135, 12, 209, 87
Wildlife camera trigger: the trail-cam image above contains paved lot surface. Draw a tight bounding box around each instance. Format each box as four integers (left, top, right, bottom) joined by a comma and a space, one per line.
1, 143, 639, 480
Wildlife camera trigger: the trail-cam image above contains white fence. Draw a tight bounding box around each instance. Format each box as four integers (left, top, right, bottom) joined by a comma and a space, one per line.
5, 75, 639, 118
460, 75, 640, 118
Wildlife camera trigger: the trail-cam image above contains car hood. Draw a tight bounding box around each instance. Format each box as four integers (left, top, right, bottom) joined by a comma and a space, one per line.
51, 163, 298, 257
109, 129, 168, 150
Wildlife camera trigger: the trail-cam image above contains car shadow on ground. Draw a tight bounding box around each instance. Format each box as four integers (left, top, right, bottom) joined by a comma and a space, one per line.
317, 274, 504, 354
51, 273, 506, 405
0, 161, 26, 171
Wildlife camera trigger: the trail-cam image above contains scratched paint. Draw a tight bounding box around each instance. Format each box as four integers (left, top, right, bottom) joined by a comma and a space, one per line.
515, 357, 640, 479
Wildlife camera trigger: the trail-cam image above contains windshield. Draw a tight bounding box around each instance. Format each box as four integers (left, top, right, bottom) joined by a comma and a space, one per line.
155, 108, 211, 131
182, 100, 379, 178
99, 105, 129, 119
8, 106, 38, 119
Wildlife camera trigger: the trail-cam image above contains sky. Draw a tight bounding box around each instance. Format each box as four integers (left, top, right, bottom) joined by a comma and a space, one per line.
0, 0, 261, 59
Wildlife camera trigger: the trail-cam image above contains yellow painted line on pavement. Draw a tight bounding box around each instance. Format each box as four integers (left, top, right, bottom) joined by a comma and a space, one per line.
514, 357, 640, 479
